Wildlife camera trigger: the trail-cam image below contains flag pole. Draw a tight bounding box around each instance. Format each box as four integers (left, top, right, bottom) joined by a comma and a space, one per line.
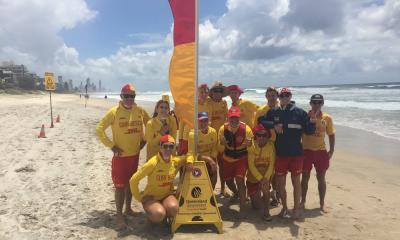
194, 0, 199, 156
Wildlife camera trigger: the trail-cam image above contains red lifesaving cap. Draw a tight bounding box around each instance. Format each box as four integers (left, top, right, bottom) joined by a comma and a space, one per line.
160, 134, 175, 144
227, 85, 244, 94
253, 124, 271, 139
228, 106, 241, 118
279, 87, 291, 95
121, 84, 135, 94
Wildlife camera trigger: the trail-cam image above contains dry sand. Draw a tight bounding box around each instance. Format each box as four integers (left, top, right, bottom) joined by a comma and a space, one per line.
0, 93, 399, 239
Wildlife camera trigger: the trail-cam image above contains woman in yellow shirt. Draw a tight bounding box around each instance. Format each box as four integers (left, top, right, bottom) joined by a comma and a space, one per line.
145, 98, 178, 160
129, 135, 193, 223
247, 124, 276, 221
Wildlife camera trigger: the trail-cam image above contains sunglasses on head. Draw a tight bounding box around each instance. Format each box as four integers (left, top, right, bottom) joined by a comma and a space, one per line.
212, 88, 223, 93
279, 93, 291, 98
122, 94, 136, 99
311, 101, 323, 105
161, 143, 175, 150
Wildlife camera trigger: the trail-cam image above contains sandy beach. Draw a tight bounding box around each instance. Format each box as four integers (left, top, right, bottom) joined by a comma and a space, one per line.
0, 93, 399, 240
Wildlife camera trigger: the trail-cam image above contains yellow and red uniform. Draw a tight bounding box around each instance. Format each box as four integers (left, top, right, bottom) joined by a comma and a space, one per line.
145, 115, 178, 160
96, 102, 149, 157
302, 112, 335, 174
218, 122, 253, 180
209, 99, 228, 134
96, 102, 149, 187
177, 100, 212, 154
254, 103, 279, 127
187, 126, 218, 163
129, 153, 193, 202
246, 140, 276, 196
232, 99, 258, 128
302, 112, 335, 151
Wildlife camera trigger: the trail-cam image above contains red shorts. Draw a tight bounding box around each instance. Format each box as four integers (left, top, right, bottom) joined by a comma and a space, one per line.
303, 150, 329, 175
222, 157, 248, 181
246, 181, 260, 197
275, 156, 304, 176
112, 155, 139, 188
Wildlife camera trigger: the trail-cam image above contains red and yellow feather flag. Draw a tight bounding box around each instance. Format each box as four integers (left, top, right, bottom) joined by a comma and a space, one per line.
168, 0, 196, 128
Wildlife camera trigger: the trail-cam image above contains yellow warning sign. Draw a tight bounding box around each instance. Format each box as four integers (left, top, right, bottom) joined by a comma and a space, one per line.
171, 160, 223, 234
44, 72, 55, 91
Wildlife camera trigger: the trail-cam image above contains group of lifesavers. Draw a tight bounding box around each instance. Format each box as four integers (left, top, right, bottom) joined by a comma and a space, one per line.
96, 81, 335, 230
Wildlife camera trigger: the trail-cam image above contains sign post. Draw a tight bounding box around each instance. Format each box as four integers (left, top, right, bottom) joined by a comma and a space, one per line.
171, 160, 223, 234
44, 72, 55, 128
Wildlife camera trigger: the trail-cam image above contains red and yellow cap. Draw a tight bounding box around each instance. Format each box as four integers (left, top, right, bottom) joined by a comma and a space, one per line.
279, 87, 291, 95
160, 134, 175, 144
228, 106, 241, 118
227, 84, 244, 94
253, 124, 271, 139
121, 84, 135, 94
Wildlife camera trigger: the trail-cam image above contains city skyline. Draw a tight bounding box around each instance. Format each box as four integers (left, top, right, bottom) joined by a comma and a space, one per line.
1, 0, 399, 91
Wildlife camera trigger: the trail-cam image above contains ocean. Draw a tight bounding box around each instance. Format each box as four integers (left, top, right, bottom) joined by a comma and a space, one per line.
92, 82, 400, 142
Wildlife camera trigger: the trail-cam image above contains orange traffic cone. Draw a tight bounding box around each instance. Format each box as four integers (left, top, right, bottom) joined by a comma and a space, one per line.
56, 115, 60, 123
38, 124, 46, 138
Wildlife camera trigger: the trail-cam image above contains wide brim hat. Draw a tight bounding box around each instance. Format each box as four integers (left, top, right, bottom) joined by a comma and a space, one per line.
209, 81, 229, 97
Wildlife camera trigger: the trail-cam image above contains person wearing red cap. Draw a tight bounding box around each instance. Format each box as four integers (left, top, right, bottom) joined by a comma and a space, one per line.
254, 86, 280, 206
218, 106, 253, 217
145, 96, 178, 160
187, 112, 218, 188
96, 83, 150, 229
300, 94, 335, 213
247, 124, 276, 221
228, 84, 258, 129
129, 135, 193, 224
259, 87, 316, 219
177, 84, 213, 156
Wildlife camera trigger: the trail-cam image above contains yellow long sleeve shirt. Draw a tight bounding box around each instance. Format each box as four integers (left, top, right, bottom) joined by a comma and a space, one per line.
187, 126, 218, 162
178, 100, 212, 141
129, 154, 193, 201
209, 99, 228, 133
232, 99, 258, 129
247, 140, 276, 183
145, 115, 178, 160
96, 102, 149, 157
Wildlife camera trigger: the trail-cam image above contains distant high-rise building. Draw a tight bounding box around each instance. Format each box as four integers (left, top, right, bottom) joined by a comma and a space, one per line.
99, 80, 102, 91
68, 79, 73, 91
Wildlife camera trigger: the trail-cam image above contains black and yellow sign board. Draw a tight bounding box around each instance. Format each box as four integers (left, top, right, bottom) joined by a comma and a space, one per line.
171, 160, 223, 234
44, 72, 55, 91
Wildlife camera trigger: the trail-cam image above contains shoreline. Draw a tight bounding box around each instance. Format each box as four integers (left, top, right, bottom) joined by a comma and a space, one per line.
1, 93, 400, 239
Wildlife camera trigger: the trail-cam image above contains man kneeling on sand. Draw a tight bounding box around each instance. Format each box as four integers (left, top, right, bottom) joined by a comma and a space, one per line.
96, 84, 150, 229
129, 135, 193, 224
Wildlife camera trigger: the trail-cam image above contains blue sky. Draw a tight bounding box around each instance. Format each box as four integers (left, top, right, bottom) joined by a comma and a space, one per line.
61, 0, 227, 60
1, 0, 399, 91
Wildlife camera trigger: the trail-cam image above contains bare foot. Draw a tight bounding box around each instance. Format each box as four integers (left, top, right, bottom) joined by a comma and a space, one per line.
124, 208, 137, 216
291, 209, 301, 219
262, 211, 272, 221
278, 208, 290, 218
320, 205, 329, 214
116, 214, 127, 230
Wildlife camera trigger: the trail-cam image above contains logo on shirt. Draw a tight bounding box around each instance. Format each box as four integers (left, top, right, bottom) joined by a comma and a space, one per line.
191, 186, 202, 198
192, 168, 202, 177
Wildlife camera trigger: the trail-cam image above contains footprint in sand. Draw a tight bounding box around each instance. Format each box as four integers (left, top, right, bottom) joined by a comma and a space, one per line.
367, 195, 382, 202
15, 166, 36, 173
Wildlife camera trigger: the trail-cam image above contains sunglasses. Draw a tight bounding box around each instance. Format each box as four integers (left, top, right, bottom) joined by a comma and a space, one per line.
256, 133, 268, 138
161, 143, 175, 150
279, 93, 291, 98
212, 88, 223, 93
122, 94, 136, 99
311, 101, 323, 105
